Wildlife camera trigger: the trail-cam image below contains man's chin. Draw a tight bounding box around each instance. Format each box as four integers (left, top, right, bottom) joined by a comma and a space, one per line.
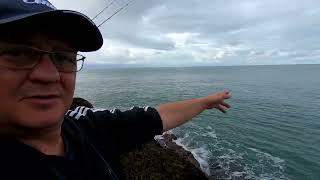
15, 107, 66, 129
14, 115, 64, 130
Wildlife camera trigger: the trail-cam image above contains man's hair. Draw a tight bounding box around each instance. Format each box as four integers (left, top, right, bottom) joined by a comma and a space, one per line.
70, 97, 94, 110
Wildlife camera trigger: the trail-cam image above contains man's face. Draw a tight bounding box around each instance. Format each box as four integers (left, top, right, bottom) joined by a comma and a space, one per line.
0, 33, 76, 133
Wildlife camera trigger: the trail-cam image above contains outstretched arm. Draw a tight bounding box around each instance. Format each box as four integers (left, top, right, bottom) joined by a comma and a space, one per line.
156, 90, 231, 132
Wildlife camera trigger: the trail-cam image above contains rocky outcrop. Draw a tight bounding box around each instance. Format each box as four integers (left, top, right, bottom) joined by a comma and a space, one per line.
120, 133, 209, 180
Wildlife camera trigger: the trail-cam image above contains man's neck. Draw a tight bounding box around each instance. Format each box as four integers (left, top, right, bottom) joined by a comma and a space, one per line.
17, 126, 65, 156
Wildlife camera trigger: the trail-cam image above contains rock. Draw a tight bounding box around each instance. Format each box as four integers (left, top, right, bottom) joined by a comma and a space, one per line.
120, 133, 209, 180
156, 133, 204, 170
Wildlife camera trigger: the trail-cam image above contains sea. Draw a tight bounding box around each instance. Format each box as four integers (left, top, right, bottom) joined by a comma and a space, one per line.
75, 64, 320, 180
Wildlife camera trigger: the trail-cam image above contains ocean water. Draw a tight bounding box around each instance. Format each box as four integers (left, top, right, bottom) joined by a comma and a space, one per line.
75, 64, 320, 180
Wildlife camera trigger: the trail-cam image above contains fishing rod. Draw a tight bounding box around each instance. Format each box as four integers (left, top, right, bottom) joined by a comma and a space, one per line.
97, 0, 134, 27
91, 0, 117, 21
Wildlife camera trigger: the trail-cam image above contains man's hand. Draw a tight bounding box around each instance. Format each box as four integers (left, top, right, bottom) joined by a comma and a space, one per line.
200, 90, 231, 113
156, 90, 232, 132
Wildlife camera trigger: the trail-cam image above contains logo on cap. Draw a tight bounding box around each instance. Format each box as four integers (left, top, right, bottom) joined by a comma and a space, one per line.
22, 0, 56, 9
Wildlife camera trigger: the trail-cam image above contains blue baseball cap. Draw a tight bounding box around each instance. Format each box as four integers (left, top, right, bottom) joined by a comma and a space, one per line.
0, 0, 103, 52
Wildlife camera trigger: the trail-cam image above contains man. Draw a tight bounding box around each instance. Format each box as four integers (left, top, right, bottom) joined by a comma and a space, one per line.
0, 0, 231, 179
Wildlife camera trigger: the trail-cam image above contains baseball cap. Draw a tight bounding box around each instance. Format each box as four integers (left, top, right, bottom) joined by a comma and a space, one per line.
0, 0, 103, 52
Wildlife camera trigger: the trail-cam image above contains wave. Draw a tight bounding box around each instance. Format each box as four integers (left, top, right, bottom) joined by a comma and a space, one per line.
173, 134, 211, 175
168, 127, 289, 180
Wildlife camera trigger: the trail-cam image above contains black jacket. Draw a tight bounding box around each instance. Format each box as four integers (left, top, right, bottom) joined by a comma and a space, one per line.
0, 106, 163, 180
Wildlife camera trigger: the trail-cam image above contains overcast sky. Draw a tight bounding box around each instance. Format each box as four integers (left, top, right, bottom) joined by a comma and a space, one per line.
50, 0, 320, 67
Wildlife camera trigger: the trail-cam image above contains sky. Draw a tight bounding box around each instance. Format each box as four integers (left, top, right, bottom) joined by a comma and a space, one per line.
50, 0, 320, 67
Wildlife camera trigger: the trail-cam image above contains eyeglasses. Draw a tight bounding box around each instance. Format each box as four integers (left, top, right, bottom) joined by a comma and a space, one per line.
0, 43, 85, 72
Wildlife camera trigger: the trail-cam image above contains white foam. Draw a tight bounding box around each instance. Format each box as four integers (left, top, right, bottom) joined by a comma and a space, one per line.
232, 171, 246, 177
154, 135, 164, 140
173, 134, 211, 175
190, 147, 210, 175
162, 130, 288, 179
203, 131, 217, 138
208, 140, 288, 180
154, 130, 175, 141
247, 147, 285, 164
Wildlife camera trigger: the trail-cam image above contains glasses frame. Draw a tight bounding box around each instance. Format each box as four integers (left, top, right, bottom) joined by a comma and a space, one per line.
0, 43, 86, 72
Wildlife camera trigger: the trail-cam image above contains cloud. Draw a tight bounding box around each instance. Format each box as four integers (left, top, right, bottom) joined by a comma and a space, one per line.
51, 0, 320, 66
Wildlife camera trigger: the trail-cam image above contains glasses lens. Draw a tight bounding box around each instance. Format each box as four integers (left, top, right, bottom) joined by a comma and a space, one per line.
0, 46, 39, 69
0, 44, 86, 72
52, 52, 78, 72
76, 58, 84, 72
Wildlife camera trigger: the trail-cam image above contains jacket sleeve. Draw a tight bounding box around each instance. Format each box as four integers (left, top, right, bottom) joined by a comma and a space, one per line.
65, 106, 163, 154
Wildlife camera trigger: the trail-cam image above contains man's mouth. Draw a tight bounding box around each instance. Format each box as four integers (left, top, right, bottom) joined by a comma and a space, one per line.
29, 95, 59, 99
22, 95, 61, 105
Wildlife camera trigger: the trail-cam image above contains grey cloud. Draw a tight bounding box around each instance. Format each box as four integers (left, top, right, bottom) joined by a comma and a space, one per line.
53, 0, 320, 66
106, 32, 175, 51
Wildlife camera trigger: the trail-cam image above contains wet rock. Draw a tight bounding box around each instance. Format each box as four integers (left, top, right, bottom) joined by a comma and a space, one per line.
120, 133, 209, 180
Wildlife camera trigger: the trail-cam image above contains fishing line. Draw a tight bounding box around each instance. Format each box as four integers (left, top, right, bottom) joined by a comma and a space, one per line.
97, 0, 134, 27
91, 0, 117, 21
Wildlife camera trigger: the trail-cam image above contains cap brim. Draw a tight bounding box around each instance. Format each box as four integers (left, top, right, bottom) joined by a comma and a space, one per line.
0, 10, 103, 52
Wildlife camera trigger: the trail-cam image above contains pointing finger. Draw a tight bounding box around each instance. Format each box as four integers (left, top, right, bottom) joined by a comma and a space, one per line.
221, 102, 231, 108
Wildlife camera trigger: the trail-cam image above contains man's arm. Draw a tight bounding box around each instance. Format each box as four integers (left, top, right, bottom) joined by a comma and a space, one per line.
156, 90, 231, 132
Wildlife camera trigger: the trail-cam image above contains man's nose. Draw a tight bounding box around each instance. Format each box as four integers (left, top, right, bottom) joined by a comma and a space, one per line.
27, 54, 60, 83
